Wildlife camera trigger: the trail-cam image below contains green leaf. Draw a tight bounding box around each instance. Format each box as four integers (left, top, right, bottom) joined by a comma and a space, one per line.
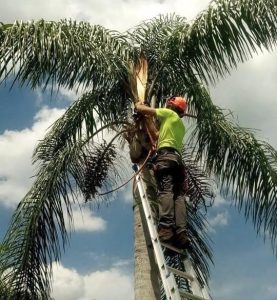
0, 20, 135, 90
187, 82, 277, 254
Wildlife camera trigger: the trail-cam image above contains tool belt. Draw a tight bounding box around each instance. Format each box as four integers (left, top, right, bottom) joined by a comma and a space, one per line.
157, 147, 181, 156
147, 147, 181, 171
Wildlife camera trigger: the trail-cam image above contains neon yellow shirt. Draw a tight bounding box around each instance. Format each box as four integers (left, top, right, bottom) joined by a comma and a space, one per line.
155, 108, 185, 153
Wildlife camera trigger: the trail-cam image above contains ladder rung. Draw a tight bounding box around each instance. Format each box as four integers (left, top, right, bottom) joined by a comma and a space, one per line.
167, 266, 195, 282
179, 290, 209, 300
161, 242, 186, 255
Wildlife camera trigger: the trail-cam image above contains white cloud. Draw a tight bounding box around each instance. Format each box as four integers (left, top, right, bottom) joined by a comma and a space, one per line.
84, 252, 133, 270
51, 264, 84, 300
213, 193, 228, 208
0, 105, 107, 232
266, 285, 277, 297
112, 258, 133, 268
210, 51, 277, 148
0, 106, 65, 207
119, 184, 133, 204
66, 205, 107, 232
0, 0, 210, 31
51, 263, 133, 300
35, 86, 79, 105
82, 269, 133, 300
207, 211, 229, 233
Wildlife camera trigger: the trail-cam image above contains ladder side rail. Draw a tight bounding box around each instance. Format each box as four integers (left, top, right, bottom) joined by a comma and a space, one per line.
135, 171, 181, 300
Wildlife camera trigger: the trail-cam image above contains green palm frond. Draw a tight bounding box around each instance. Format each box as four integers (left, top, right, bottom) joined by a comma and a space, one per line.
180, 149, 214, 285
187, 83, 277, 253
129, 14, 191, 102
183, 0, 277, 83
182, 149, 215, 212
0, 275, 11, 300
129, 0, 277, 95
33, 87, 131, 163
0, 135, 126, 297
0, 20, 135, 90
130, 14, 188, 62
81, 143, 117, 202
186, 206, 213, 287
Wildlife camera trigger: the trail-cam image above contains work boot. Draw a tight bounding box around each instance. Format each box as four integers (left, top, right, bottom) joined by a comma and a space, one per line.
173, 231, 190, 249
158, 226, 174, 242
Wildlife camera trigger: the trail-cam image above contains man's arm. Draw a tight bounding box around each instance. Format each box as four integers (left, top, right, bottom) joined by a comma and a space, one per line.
135, 103, 156, 116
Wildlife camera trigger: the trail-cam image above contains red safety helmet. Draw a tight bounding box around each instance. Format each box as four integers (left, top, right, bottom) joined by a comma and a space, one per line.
166, 96, 188, 113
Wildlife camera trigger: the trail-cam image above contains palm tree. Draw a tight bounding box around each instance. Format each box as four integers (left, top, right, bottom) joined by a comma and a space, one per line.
0, 0, 277, 299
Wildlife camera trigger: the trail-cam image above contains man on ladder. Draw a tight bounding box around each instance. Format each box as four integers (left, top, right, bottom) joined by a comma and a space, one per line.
135, 96, 189, 249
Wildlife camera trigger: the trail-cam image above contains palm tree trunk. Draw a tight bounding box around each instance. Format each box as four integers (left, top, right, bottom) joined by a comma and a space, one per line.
134, 201, 160, 300
132, 57, 160, 299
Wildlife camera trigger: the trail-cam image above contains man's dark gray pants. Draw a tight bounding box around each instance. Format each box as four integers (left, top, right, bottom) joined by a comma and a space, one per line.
153, 151, 186, 234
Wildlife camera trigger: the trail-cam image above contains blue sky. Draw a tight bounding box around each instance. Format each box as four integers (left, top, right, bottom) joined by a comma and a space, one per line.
0, 1, 277, 299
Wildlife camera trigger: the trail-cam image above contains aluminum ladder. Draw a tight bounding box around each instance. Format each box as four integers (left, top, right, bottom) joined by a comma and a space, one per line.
135, 168, 210, 300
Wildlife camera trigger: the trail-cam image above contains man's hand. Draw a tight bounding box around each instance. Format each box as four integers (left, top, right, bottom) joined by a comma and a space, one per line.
134, 101, 159, 148
134, 101, 145, 109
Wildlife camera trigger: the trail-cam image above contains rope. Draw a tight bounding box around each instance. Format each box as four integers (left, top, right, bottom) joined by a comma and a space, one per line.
99, 111, 157, 196
144, 118, 157, 152
98, 149, 154, 196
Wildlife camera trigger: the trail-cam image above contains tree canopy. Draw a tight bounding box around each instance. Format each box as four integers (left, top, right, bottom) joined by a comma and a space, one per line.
0, 0, 276, 298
